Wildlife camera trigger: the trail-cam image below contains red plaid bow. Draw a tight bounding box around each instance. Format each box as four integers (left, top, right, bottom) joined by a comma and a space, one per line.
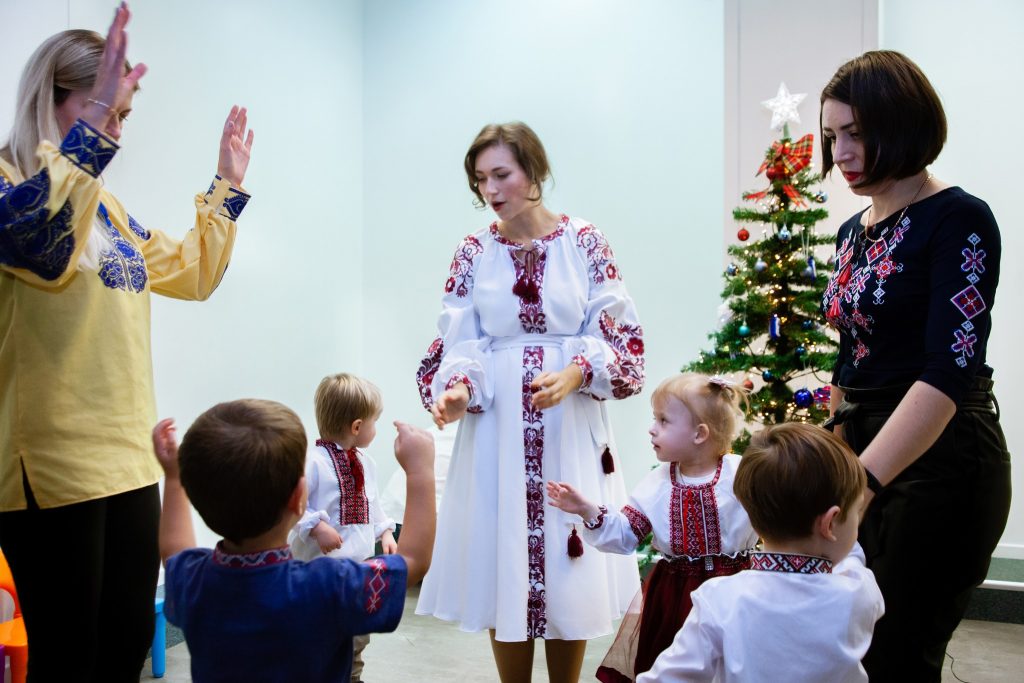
758, 133, 814, 180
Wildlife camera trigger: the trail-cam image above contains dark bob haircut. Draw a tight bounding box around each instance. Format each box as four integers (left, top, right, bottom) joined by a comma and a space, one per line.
820, 50, 946, 187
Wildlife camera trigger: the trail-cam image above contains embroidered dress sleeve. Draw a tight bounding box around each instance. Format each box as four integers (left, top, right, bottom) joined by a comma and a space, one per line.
328, 553, 408, 635
364, 455, 397, 538
0, 119, 117, 287
636, 592, 720, 682
579, 502, 652, 554
416, 233, 493, 412
921, 199, 1000, 403
104, 175, 249, 301
567, 224, 644, 400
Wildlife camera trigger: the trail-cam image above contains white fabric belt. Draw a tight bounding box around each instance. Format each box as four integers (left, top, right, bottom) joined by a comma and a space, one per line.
490, 333, 571, 351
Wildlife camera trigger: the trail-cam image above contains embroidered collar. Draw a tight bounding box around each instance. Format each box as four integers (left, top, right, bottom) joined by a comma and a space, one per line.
670, 458, 724, 490
490, 214, 569, 247
212, 542, 292, 569
749, 552, 833, 574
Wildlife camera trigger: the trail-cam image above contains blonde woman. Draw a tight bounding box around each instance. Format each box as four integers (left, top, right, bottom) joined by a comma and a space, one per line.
0, 4, 253, 679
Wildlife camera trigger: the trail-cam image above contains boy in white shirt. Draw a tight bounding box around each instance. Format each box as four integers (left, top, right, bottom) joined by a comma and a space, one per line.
290, 373, 397, 682
639, 422, 884, 683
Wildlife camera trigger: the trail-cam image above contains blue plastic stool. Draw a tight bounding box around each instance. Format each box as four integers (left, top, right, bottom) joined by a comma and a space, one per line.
152, 597, 166, 678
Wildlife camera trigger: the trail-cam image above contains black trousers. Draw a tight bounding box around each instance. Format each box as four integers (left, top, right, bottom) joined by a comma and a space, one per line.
0, 478, 160, 683
836, 378, 1012, 682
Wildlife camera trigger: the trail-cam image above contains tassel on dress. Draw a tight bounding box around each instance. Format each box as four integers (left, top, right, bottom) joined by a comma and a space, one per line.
601, 446, 615, 474
568, 527, 584, 558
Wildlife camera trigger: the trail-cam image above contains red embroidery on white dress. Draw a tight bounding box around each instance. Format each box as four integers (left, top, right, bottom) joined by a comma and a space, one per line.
212, 542, 292, 568
951, 233, 988, 368
622, 504, 652, 543
576, 224, 622, 286
511, 246, 549, 333
522, 346, 547, 638
669, 461, 724, 558
318, 439, 369, 526
416, 337, 443, 410
584, 504, 608, 530
489, 217, 566, 247
444, 235, 483, 297
363, 558, 390, 614
598, 311, 645, 399
571, 354, 594, 390
444, 372, 482, 414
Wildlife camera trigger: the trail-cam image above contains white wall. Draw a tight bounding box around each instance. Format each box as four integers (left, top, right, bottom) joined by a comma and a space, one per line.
361, 0, 725, 495
880, 0, 1024, 557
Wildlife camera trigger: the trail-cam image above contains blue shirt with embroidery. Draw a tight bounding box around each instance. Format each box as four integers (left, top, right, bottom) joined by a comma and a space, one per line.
165, 544, 407, 682
822, 187, 1000, 404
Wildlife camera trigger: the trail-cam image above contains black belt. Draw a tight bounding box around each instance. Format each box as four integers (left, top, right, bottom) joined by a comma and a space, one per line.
825, 376, 998, 431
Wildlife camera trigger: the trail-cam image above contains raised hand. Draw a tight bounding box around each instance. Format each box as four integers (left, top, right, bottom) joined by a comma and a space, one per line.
393, 421, 435, 475
83, 2, 147, 133
217, 105, 254, 187
430, 383, 470, 429
545, 481, 600, 520
152, 418, 180, 478
530, 364, 583, 410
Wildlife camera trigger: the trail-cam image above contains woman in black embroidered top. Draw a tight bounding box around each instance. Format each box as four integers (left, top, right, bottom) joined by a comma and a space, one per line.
820, 50, 1011, 682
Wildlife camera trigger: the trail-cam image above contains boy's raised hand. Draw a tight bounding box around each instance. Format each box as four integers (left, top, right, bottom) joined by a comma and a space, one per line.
546, 481, 601, 521
393, 421, 435, 474
152, 418, 180, 478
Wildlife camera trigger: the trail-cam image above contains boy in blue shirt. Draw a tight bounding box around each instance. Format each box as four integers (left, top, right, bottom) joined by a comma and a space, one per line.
152, 399, 435, 682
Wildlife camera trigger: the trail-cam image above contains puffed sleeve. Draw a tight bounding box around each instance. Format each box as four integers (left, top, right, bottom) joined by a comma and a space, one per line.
566, 224, 645, 400
295, 453, 329, 539
579, 503, 652, 554
636, 594, 720, 683
101, 175, 249, 301
0, 119, 117, 286
415, 232, 494, 413
921, 198, 1000, 403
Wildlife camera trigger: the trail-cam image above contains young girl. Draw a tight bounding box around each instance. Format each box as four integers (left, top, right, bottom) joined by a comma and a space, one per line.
547, 373, 758, 682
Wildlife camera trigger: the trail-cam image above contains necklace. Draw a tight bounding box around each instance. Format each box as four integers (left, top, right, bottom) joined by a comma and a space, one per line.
863, 172, 932, 244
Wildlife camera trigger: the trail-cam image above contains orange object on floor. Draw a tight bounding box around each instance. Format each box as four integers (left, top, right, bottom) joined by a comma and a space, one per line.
0, 549, 28, 683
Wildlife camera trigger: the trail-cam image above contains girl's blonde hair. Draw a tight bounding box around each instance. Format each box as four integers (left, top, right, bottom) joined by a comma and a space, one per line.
314, 373, 383, 442
651, 373, 748, 455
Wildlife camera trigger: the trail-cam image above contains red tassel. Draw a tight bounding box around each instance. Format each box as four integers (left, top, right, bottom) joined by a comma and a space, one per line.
512, 276, 540, 303
601, 446, 615, 474
568, 527, 584, 558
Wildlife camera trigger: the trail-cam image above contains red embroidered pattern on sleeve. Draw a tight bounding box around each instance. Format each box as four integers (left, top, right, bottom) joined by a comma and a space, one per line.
571, 354, 594, 390
598, 311, 645, 399
583, 504, 608, 530
444, 235, 484, 297
363, 558, 390, 614
576, 224, 622, 286
950, 233, 987, 368
415, 337, 443, 411
622, 505, 652, 543
445, 372, 482, 414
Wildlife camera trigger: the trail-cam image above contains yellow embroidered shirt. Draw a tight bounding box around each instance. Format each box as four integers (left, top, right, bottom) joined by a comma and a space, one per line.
0, 119, 249, 510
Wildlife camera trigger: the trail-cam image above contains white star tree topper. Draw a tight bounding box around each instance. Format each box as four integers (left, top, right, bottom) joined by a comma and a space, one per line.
761, 82, 807, 130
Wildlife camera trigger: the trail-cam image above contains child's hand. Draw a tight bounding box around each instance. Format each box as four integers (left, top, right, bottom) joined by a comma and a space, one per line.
393, 421, 435, 475
430, 384, 470, 429
152, 418, 180, 479
311, 521, 343, 554
546, 481, 601, 521
530, 365, 583, 410
380, 529, 398, 555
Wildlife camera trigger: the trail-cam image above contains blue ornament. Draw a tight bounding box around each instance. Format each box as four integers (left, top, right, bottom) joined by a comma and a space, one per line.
762, 369, 774, 382
738, 323, 750, 337
778, 226, 792, 242
804, 256, 816, 279
768, 314, 781, 339
802, 320, 815, 331
795, 345, 807, 356
754, 258, 768, 272
815, 191, 828, 203
726, 262, 738, 276
793, 388, 813, 408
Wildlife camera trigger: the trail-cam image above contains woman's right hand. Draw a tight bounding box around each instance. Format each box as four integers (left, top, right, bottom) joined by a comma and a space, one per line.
430, 383, 470, 429
82, 2, 147, 133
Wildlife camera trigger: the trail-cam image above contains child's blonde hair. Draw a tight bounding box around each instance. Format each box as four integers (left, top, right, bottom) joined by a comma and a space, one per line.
314, 373, 383, 441
651, 373, 747, 455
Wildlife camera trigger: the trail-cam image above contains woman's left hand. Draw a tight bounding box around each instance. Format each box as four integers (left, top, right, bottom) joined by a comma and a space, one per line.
530, 364, 583, 410
217, 105, 254, 188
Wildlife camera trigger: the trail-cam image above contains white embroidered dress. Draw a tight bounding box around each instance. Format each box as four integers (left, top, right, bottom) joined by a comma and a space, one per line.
415, 215, 643, 641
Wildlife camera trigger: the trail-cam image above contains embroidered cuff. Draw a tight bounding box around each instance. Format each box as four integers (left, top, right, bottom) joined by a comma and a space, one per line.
583, 505, 608, 530
571, 354, 594, 391
204, 175, 251, 221
60, 119, 119, 177
446, 373, 482, 413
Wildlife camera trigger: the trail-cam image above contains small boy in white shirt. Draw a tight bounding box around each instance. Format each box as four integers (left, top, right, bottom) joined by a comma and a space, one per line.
290, 373, 396, 683
639, 422, 884, 683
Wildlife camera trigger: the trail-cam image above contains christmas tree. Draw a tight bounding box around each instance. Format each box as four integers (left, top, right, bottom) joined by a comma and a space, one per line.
686, 84, 837, 451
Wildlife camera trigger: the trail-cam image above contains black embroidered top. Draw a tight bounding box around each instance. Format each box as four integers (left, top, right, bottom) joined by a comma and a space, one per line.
822, 187, 1000, 405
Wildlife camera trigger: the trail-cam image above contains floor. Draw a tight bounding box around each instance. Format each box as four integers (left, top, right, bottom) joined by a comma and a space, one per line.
142, 586, 1024, 682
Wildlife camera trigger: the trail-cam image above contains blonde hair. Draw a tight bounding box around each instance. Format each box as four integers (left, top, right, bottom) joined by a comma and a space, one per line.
651, 373, 748, 455
314, 373, 383, 441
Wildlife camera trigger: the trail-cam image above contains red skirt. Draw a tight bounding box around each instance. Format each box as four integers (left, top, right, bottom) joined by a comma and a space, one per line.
596, 554, 750, 683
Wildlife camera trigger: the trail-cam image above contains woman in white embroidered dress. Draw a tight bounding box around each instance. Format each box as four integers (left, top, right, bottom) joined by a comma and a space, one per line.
415, 122, 644, 682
